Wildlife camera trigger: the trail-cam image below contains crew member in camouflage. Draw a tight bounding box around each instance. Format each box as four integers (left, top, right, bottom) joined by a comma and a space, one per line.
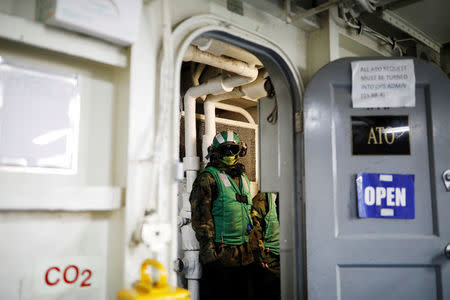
190, 130, 259, 300
251, 192, 281, 300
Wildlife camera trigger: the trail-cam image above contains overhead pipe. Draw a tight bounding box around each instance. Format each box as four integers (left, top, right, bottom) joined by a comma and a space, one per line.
202, 100, 256, 158
181, 111, 258, 130
202, 71, 268, 162
192, 64, 206, 101
203, 100, 256, 164
214, 103, 256, 125
192, 38, 263, 67
203, 97, 254, 155
184, 45, 258, 79
240, 70, 269, 100
204, 89, 245, 103
192, 63, 206, 86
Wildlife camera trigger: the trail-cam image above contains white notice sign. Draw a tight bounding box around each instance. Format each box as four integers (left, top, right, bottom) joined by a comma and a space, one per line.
351, 59, 415, 108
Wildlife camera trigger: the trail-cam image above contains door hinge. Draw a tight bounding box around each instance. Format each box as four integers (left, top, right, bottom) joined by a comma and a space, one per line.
295, 111, 303, 133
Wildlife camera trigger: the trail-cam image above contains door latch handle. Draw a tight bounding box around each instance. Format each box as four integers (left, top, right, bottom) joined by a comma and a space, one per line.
443, 170, 450, 191
445, 244, 450, 259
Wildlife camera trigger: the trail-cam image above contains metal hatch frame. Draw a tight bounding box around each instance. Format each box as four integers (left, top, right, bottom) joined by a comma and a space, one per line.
171, 14, 305, 300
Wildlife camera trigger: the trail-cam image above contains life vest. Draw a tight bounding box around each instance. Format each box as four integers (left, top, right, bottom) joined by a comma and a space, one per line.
263, 193, 280, 255
202, 166, 253, 245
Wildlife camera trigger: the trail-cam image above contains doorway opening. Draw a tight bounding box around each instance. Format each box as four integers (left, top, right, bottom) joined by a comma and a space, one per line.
174, 26, 304, 300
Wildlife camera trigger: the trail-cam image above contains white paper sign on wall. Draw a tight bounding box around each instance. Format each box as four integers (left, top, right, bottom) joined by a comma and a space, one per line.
351, 59, 416, 108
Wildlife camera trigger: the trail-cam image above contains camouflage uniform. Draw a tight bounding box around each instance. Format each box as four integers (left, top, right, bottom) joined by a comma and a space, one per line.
190, 160, 259, 300
251, 192, 281, 300
251, 192, 281, 275
190, 160, 257, 267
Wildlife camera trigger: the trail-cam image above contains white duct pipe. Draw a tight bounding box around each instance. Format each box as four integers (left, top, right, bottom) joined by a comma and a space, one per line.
222, 75, 256, 90
203, 86, 251, 146
215, 103, 256, 125
184, 45, 258, 79
202, 72, 267, 162
187, 279, 200, 300
203, 100, 257, 157
240, 70, 269, 100
204, 101, 216, 150
192, 64, 206, 101
205, 69, 267, 104
181, 111, 258, 130
193, 63, 205, 86
203, 100, 257, 162
192, 38, 263, 67
183, 76, 231, 194
201, 72, 263, 161
205, 89, 245, 103
183, 112, 258, 130
202, 79, 254, 163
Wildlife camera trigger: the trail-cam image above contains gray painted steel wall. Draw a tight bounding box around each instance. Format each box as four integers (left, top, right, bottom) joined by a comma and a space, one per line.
304, 57, 450, 299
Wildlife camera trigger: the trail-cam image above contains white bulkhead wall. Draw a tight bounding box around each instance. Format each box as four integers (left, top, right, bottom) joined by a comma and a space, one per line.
0, 2, 129, 300
0, 44, 129, 300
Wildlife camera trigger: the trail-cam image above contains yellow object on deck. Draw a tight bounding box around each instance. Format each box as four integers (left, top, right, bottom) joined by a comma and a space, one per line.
117, 259, 190, 300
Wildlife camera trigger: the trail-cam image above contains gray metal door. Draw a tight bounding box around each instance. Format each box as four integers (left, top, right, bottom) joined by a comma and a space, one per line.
303, 58, 450, 300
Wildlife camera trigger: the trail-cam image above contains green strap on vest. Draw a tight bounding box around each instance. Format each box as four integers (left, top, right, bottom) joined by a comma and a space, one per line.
263, 193, 280, 255
201, 166, 253, 245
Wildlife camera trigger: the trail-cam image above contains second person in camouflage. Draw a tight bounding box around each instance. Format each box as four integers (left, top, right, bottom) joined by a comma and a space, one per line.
251, 192, 281, 300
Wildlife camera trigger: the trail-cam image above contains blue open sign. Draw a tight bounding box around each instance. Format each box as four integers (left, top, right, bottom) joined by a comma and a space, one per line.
356, 173, 415, 219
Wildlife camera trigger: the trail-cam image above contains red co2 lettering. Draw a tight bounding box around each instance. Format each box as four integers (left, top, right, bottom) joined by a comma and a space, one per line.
44, 265, 92, 287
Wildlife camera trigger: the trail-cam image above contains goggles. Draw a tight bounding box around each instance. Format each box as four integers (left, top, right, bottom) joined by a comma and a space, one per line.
217, 143, 240, 156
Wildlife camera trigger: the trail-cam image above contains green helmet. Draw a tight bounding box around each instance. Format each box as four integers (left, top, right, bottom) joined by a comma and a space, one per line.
209, 130, 245, 165
212, 130, 239, 148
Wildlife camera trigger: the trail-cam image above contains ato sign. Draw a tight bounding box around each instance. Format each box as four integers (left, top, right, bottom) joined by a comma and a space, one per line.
351, 116, 410, 155
356, 173, 414, 219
